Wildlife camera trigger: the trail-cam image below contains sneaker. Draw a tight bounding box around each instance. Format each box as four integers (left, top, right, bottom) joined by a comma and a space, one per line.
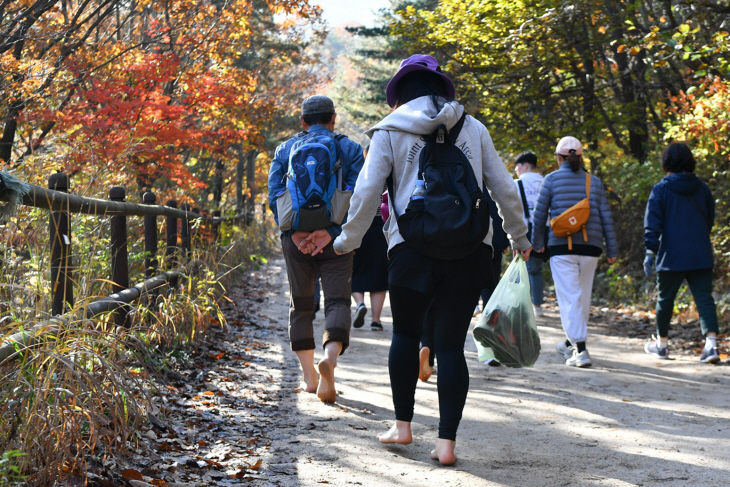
483, 358, 502, 367
644, 340, 669, 359
556, 341, 574, 360
566, 349, 592, 368
700, 347, 720, 364
353, 303, 367, 329
533, 305, 544, 317
371, 321, 383, 331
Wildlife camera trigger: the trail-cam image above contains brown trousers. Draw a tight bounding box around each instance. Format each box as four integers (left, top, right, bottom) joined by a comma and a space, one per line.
281, 234, 353, 353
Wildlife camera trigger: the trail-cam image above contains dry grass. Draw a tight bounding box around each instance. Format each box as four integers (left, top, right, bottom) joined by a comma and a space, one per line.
0, 207, 276, 484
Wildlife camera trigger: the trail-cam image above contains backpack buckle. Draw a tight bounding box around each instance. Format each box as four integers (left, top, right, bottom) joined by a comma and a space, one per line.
436, 128, 445, 144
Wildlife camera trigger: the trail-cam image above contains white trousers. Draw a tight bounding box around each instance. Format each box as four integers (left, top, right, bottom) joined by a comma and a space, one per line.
550, 254, 599, 344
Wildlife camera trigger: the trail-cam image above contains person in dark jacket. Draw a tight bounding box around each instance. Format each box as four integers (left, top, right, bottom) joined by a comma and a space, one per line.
643, 142, 720, 363
532, 136, 618, 368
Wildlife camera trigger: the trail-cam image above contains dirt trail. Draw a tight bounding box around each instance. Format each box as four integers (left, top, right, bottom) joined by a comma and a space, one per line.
243, 258, 730, 487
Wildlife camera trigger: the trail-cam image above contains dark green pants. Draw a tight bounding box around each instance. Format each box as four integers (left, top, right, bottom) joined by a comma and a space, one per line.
656, 269, 718, 337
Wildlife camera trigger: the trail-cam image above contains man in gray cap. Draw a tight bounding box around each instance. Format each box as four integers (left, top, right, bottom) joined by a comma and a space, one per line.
268, 95, 364, 403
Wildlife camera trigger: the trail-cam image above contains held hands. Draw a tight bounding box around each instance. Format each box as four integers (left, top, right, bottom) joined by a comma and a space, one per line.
643, 252, 655, 277
290, 231, 311, 250
298, 229, 332, 256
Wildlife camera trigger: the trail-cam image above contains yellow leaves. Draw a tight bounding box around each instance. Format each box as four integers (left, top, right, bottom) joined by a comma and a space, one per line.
598, 26, 607, 35
617, 45, 628, 53
679, 24, 690, 34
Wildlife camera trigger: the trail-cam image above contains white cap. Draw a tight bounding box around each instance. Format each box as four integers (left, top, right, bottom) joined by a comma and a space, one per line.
555, 136, 583, 156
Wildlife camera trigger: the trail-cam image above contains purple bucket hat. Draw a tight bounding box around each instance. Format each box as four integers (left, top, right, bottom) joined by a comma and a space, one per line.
385, 54, 456, 108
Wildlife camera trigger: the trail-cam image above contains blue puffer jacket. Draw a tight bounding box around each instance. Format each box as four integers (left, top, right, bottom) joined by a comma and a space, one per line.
532, 162, 618, 257
644, 172, 714, 271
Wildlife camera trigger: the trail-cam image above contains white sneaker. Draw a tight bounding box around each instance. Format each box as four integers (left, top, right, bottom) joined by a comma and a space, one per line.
556, 341, 574, 360
533, 305, 544, 317
566, 349, 592, 368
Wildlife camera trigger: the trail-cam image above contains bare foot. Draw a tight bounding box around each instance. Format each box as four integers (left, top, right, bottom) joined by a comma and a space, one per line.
300, 368, 318, 393
316, 358, 337, 403
377, 421, 412, 445
430, 438, 457, 466
419, 347, 435, 382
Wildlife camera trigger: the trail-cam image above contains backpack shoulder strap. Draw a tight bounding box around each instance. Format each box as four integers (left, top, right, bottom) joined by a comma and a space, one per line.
517, 180, 530, 219
333, 133, 348, 141
585, 172, 591, 200
448, 113, 467, 144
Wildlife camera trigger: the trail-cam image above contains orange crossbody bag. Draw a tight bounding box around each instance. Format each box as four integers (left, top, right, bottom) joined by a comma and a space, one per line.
550, 172, 591, 250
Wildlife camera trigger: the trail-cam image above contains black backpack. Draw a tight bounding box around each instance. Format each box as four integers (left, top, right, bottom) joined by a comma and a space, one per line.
388, 113, 491, 260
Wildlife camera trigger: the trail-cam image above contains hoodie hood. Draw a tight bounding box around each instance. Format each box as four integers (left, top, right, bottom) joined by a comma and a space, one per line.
365, 96, 464, 138
663, 172, 701, 195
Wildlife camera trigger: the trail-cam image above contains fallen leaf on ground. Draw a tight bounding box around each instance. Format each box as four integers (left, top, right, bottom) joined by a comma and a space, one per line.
121, 469, 144, 481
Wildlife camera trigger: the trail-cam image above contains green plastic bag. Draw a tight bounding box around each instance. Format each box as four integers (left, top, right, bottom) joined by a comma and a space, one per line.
472, 255, 541, 367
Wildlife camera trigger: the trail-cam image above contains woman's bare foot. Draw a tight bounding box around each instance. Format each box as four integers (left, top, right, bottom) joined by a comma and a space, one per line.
430, 438, 457, 466
316, 358, 337, 403
377, 421, 412, 445
301, 367, 318, 393
419, 347, 435, 382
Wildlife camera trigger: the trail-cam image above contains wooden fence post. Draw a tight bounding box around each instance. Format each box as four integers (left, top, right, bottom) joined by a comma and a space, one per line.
49, 173, 73, 316
142, 192, 158, 278
213, 210, 221, 243
109, 186, 129, 327
165, 199, 178, 269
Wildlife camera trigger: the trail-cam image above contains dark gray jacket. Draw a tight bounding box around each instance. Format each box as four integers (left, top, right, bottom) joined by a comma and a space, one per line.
532, 162, 618, 257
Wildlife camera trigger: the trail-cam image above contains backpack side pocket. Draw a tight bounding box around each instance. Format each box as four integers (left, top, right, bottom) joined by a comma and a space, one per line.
329, 188, 352, 225
276, 189, 294, 231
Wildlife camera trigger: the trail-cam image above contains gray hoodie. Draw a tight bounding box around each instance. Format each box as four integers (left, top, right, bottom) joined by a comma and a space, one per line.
333, 96, 530, 255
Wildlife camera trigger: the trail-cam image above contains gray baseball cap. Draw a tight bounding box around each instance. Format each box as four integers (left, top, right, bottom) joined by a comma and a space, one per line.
301, 95, 335, 115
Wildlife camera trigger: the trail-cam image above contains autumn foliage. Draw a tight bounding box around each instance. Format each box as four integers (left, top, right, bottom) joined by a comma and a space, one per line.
1, 0, 325, 198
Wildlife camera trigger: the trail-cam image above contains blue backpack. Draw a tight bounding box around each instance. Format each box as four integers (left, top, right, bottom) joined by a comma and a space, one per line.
275, 131, 350, 232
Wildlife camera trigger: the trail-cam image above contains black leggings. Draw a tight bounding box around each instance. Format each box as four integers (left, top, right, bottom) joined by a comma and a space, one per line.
389, 284, 481, 441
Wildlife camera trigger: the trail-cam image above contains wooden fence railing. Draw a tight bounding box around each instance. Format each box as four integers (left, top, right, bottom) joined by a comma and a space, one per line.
0, 171, 240, 359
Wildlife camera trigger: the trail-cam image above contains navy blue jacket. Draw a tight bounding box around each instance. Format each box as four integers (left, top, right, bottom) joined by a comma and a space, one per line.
644, 172, 715, 271
267, 125, 364, 239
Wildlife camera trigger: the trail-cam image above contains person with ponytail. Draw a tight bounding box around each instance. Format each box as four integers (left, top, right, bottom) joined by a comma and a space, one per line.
531, 136, 618, 368
327, 54, 531, 466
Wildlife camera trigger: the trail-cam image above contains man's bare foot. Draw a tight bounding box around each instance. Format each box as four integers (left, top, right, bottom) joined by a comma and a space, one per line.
377, 421, 412, 445
316, 358, 337, 403
430, 438, 457, 466
419, 347, 435, 382
300, 368, 318, 393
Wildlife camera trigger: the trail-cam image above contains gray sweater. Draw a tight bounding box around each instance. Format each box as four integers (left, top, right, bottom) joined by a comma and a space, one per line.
531, 162, 618, 257
333, 97, 530, 255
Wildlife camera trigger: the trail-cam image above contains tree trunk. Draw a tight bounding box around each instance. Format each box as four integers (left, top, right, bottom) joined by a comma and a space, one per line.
236, 153, 245, 213
245, 150, 259, 226
213, 158, 224, 209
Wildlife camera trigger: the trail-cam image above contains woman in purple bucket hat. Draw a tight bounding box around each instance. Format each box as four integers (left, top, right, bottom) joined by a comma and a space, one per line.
332, 54, 531, 465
